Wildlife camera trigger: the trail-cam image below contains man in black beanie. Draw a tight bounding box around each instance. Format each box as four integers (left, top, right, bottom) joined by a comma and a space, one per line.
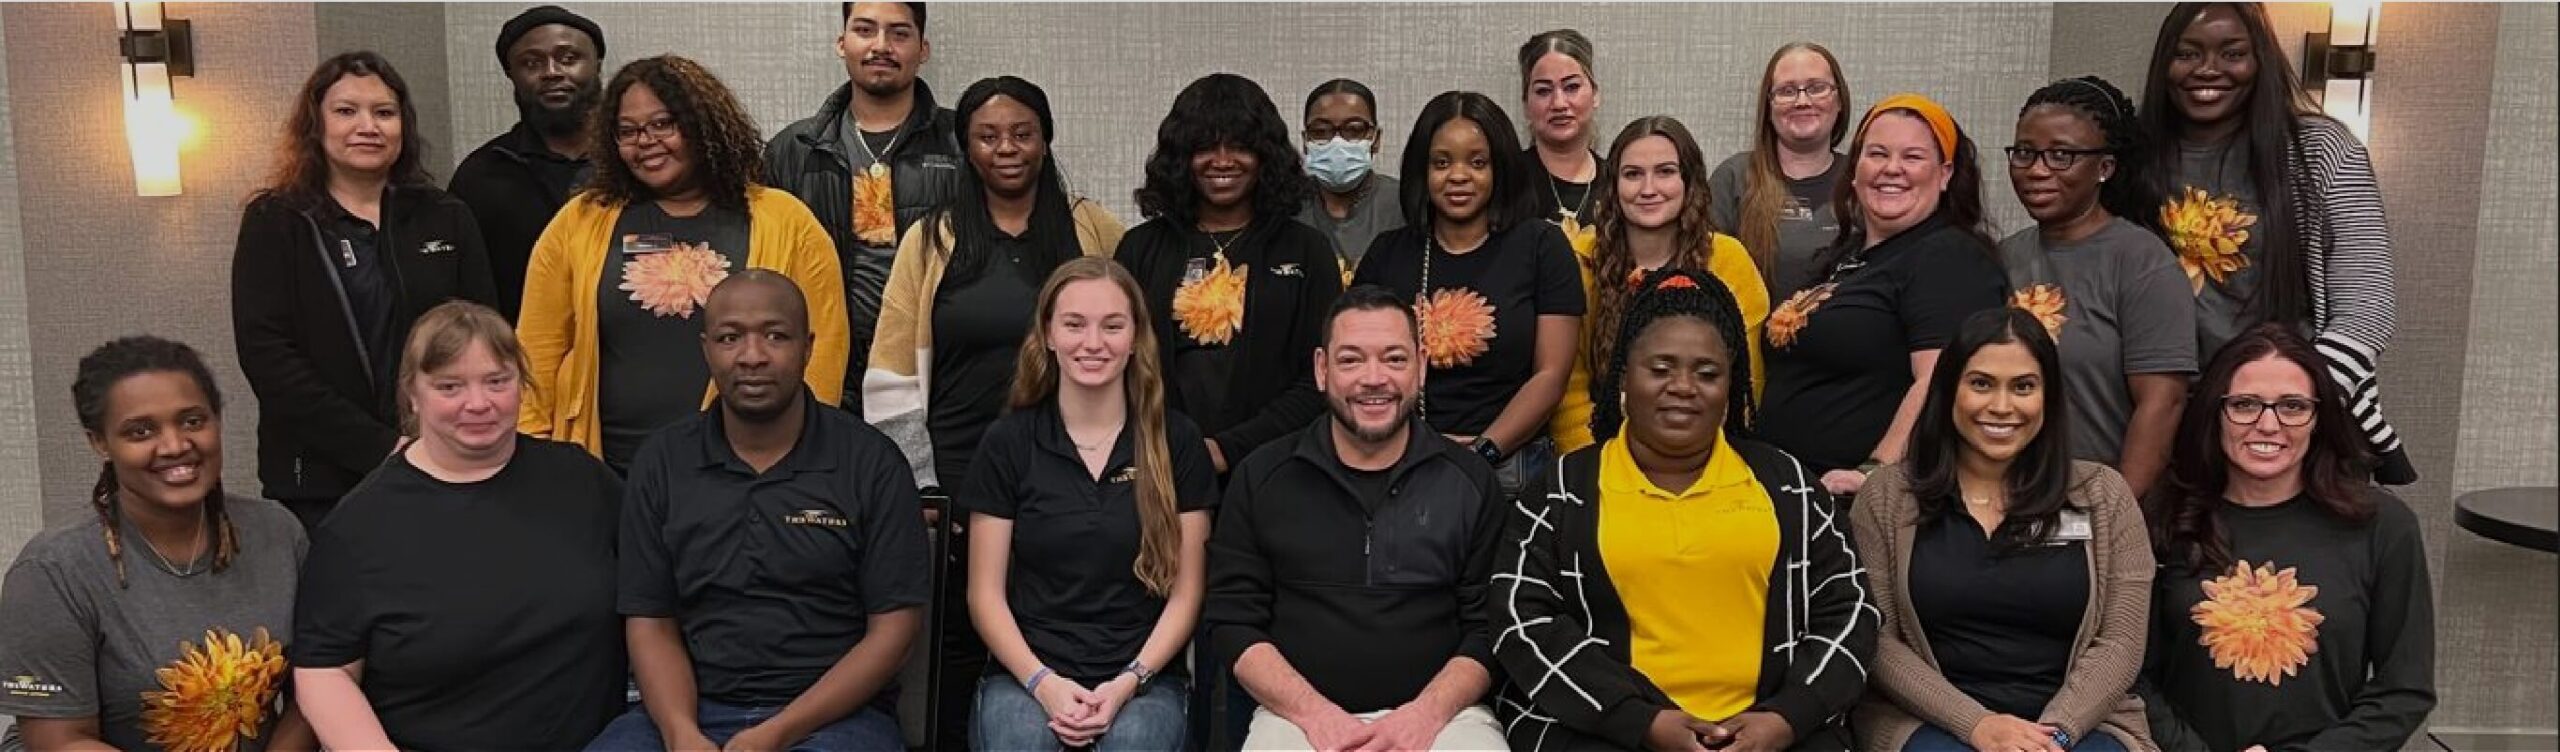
449, 5, 606, 322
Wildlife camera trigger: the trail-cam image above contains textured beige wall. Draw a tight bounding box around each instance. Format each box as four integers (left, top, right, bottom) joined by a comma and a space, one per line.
441, 2, 2055, 234
0, 7, 39, 566
4, 2, 319, 527
317, 2, 454, 179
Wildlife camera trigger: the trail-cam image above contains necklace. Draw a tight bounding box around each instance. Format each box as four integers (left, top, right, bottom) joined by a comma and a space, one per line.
1201, 223, 1246, 263
1071, 422, 1124, 453
1544, 150, 1596, 223
851, 119, 901, 180
141, 505, 209, 578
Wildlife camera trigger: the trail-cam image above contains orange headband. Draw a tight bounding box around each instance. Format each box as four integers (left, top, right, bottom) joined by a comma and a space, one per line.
1861, 93, 1960, 163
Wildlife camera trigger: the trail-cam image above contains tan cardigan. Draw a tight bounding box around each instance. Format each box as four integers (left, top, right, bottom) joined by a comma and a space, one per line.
860, 197, 1125, 488
1849, 461, 2159, 752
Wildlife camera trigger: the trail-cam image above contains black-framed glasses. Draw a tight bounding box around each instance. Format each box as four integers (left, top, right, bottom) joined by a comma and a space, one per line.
2003, 146, 2111, 171
1771, 81, 1836, 102
1305, 120, 1376, 142
614, 116, 680, 146
2222, 395, 2318, 427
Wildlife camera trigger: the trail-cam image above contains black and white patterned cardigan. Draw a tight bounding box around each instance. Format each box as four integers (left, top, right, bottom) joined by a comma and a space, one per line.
1490, 438, 1880, 751
2287, 115, 2412, 483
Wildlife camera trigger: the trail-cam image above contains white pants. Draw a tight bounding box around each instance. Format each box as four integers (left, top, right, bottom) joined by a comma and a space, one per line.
1242, 704, 1508, 751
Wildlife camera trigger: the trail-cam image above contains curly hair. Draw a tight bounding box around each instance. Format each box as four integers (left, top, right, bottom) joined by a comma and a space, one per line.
72, 336, 237, 588
1592, 268, 1754, 442
257, 51, 433, 208
1134, 73, 1312, 224
1585, 116, 1726, 385
582, 55, 766, 212
2021, 75, 2166, 237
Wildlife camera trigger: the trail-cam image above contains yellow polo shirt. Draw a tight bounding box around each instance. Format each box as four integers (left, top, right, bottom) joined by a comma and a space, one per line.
1596, 429, 1777, 720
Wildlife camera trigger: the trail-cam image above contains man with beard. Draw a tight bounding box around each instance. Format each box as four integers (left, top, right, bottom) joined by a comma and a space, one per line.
448, 5, 604, 321
595, 271, 929, 751
767, 2, 963, 407
1203, 284, 1510, 751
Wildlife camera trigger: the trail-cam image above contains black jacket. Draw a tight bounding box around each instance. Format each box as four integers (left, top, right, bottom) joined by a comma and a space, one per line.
230, 187, 497, 501
1491, 439, 1879, 751
447, 121, 588, 321
1204, 418, 1505, 714
764, 80, 964, 380
1113, 217, 1343, 465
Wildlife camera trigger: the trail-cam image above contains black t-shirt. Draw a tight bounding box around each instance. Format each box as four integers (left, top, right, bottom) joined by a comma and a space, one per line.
1171, 228, 1246, 431
1353, 222, 1584, 436
960, 404, 1219, 682
618, 399, 932, 707
596, 201, 753, 470
316, 198, 400, 392
929, 236, 1041, 489
1342, 465, 1394, 514
1526, 148, 1602, 227
289, 436, 626, 751
1908, 504, 2090, 719
1758, 215, 2005, 470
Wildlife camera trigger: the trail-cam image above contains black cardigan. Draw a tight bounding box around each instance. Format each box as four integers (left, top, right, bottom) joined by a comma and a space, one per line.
1113, 216, 1342, 464
229, 186, 496, 502
1492, 438, 1880, 751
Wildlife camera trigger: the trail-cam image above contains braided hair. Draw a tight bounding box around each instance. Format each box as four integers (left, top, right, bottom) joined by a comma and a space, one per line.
1591, 268, 1756, 442
2020, 75, 2166, 236
71, 336, 237, 588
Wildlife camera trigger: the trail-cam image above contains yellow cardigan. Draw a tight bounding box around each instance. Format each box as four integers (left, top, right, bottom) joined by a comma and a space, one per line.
1547, 231, 1771, 453
517, 186, 850, 456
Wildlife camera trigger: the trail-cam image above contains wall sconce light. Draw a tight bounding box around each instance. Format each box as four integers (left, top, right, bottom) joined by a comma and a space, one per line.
2304, 0, 2379, 142
115, 1, 193, 197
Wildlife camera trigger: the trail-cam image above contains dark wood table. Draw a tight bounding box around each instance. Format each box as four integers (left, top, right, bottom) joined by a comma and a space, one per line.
2455, 486, 2558, 553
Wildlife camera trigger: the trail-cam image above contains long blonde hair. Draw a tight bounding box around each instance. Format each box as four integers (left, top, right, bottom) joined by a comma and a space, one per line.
1009, 258, 1181, 596
1739, 42, 1851, 276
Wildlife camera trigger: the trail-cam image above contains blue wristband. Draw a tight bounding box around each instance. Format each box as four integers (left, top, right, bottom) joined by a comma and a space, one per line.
1025, 666, 1053, 693
2052, 730, 2073, 748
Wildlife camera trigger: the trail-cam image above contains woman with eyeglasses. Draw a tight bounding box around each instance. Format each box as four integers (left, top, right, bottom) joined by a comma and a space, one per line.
1710, 42, 1854, 306
1294, 78, 1405, 270
1997, 76, 2195, 498
517, 55, 849, 473
2139, 323, 2434, 752
2139, 2, 2413, 485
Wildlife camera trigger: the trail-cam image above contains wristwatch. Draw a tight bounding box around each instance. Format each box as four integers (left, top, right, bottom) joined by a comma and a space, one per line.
2050, 730, 2074, 748
1122, 659, 1155, 685
1470, 437, 1504, 464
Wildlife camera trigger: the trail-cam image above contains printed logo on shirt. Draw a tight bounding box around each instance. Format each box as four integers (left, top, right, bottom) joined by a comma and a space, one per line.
785, 508, 851, 528
1416, 287, 1497, 368
2011, 283, 2069, 340
2162, 186, 2257, 295
5, 674, 65, 698
2192, 559, 2324, 686
1107, 466, 1138, 484
1271, 262, 1304, 278
853, 169, 898, 246
140, 627, 287, 752
1780, 195, 1815, 222
619, 241, 733, 319
419, 239, 455, 255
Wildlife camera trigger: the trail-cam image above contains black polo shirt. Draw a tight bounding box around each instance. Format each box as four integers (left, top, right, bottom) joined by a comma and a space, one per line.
1907, 502, 2089, 719
960, 403, 1219, 683
315, 196, 401, 393
617, 394, 931, 707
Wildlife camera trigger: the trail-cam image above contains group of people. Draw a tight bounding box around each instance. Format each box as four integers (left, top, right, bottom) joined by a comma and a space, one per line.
0, 2, 2436, 752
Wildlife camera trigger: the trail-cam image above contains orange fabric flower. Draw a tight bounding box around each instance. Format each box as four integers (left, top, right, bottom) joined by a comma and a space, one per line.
2192, 560, 2325, 686
1416, 287, 1498, 368
1561, 216, 1596, 260
1172, 257, 1249, 346
2162, 186, 2256, 294
853, 169, 897, 246
141, 627, 287, 752
2012, 283, 2069, 340
1767, 284, 1834, 349
620, 242, 732, 319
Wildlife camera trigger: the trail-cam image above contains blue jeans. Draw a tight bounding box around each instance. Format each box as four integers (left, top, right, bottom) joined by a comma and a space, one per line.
585, 698, 904, 751
973, 673, 1188, 751
1900, 724, 2129, 752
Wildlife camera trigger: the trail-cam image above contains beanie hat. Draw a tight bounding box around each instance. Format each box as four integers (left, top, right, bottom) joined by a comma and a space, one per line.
495, 6, 605, 68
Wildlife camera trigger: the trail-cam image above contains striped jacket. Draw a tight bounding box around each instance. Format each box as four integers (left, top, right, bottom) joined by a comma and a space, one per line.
1491, 438, 1879, 751
2287, 116, 2412, 483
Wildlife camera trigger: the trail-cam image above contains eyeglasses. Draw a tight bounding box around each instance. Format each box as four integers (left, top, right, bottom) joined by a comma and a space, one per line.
2003, 146, 2111, 171
1770, 81, 1836, 103
1305, 120, 1376, 142
615, 116, 680, 146
2221, 395, 2318, 427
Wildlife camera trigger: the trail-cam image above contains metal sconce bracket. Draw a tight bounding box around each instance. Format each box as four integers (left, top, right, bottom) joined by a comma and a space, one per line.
118, 18, 193, 78
2303, 30, 2376, 88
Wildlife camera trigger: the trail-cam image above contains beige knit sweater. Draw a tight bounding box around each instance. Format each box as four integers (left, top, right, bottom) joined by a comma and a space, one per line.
1848, 461, 2160, 752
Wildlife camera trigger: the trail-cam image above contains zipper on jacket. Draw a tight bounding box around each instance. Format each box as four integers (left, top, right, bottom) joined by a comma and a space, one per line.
302, 213, 377, 388
294, 457, 304, 487
1363, 516, 1374, 586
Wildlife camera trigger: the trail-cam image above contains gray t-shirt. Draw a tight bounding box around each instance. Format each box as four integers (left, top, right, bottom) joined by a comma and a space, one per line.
1709, 150, 1847, 304
2000, 217, 2199, 464
0, 495, 305, 752
2173, 138, 2265, 358
1294, 173, 1405, 270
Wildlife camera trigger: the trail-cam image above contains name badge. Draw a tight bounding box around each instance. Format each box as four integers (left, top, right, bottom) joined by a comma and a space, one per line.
2053, 509, 2093, 542
1183, 257, 1211, 284
621, 233, 677, 256
1108, 466, 1137, 484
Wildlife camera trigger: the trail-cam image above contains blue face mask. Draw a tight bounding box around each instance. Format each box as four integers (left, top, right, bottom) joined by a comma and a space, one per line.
1304, 137, 1374, 192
